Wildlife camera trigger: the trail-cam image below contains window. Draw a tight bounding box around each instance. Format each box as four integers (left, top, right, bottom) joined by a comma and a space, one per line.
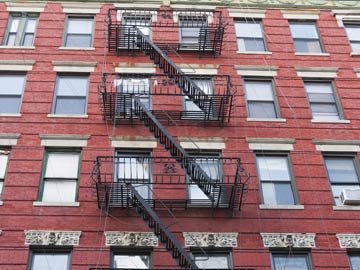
0, 150, 10, 199
115, 77, 151, 116
0, 74, 26, 114
187, 153, 222, 203
183, 77, 214, 118
324, 155, 360, 206
40, 151, 80, 202
122, 14, 151, 47
193, 252, 231, 269
344, 24, 360, 53
244, 79, 279, 118
349, 254, 360, 270
304, 81, 342, 121
52, 75, 89, 115
3, 13, 38, 46
235, 20, 266, 52
116, 151, 151, 200
289, 22, 323, 53
256, 154, 296, 205
30, 250, 71, 270
272, 253, 312, 270
64, 16, 94, 47
179, 16, 207, 47
112, 251, 150, 269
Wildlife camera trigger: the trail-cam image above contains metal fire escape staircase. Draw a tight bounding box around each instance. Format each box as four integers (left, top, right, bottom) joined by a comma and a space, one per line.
92, 12, 249, 269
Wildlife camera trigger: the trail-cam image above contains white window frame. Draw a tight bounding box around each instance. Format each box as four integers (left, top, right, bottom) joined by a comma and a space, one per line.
3, 12, 38, 46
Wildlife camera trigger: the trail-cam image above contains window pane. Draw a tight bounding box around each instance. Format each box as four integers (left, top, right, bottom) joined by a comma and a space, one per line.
307, 93, 335, 103
244, 38, 266, 51
42, 180, 77, 202
273, 255, 309, 270
9, 17, 20, 32
305, 82, 333, 94
0, 97, 22, 113
350, 255, 360, 270
65, 35, 92, 47
248, 102, 277, 118
25, 19, 37, 33
0, 181, 3, 198
45, 153, 80, 178
117, 78, 150, 94
257, 156, 291, 181
6, 34, 16, 46
31, 253, 69, 270
325, 158, 359, 183
0, 75, 26, 95
310, 104, 339, 120
294, 40, 322, 53
290, 23, 319, 38
262, 183, 295, 205
235, 21, 263, 38
68, 18, 93, 34
23, 33, 34, 46
245, 81, 274, 101
54, 98, 86, 114
117, 157, 150, 180
0, 154, 9, 179
345, 26, 360, 41
351, 42, 360, 53
57, 76, 88, 96
189, 184, 210, 200
113, 255, 150, 269
194, 255, 229, 269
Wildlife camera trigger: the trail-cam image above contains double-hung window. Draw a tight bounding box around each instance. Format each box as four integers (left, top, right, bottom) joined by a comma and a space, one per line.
30, 250, 71, 270
344, 23, 360, 53
304, 81, 342, 121
64, 16, 94, 48
256, 154, 296, 205
112, 252, 151, 269
272, 252, 312, 270
244, 79, 279, 119
179, 16, 207, 47
324, 155, 360, 206
52, 75, 89, 115
0, 150, 10, 199
193, 252, 231, 269
3, 13, 38, 46
349, 254, 360, 270
122, 14, 151, 48
115, 77, 151, 116
40, 151, 80, 203
289, 22, 323, 53
0, 74, 26, 114
235, 20, 267, 52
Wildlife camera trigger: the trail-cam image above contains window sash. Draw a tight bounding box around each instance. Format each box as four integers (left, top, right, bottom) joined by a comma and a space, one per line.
31, 252, 70, 270
184, 78, 214, 114
0, 154, 9, 179
179, 17, 207, 44
273, 254, 311, 270
113, 254, 150, 269
65, 17, 93, 47
194, 254, 230, 269
4, 14, 37, 46
349, 254, 360, 270
45, 153, 80, 178
42, 179, 77, 202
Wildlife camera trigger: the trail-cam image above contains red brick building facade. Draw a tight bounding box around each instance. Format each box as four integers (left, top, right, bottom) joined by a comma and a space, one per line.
0, 0, 360, 269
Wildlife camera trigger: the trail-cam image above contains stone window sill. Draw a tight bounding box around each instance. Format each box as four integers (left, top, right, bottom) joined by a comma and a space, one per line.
311, 119, 350, 124
295, 52, 330, 56
47, 114, 88, 118
0, 46, 35, 50
333, 205, 360, 211
247, 118, 286, 122
237, 51, 272, 55
59, 47, 95, 51
259, 204, 304, 210
351, 52, 360, 56
33, 201, 80, 207
0, 113, 21, 117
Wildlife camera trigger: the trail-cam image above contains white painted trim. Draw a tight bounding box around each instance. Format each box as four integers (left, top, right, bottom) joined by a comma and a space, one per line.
114, 3, 161, 9
180, 141, 226, 150
47, 114, 89, 119
295, 52, 330, 57
259, 204, 304, 210
235, 66, 278, 77
0, 46, 35, 50
0, 60, 35, 71
282, 11, 319, 20
0, 133, 20, 146
0, 113, 21, 117
179, 64, 219, 75
333, 205, 360, 211
33, 201, 80, 207
173, 10, 214, 23
52, 61, 97, 73
247, 138, 295, 151
332, 11, 360, 27
229, 8, 266, 19
62, 3, 101, 14
311, 119, 350, 124
247, 118, 286, 122
0, 201, 3, 206
110, 137, 157, 148
354, 68, 360, 77
39, 134, 90, 147
295, 67, 338, 78
351, 53, 360, 57
115, 63, 156, 74
6, 2, 46, 12
116, 10, 158, 23
315, 144, 359, 152
237, 51, 272, 55
59, 47, 96, 51
170, 4, 215, 10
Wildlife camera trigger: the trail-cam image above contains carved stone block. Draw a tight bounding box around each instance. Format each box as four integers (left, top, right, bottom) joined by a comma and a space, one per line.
337, 234, 360, 248
105, 232, 158, 247
261, 233, 316, 248
24, 230, 81, 246
183, 232, 238, 247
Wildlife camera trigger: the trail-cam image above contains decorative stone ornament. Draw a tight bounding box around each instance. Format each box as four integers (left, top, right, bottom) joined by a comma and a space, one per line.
183, 232, 238, 247
337, 234, 360, 248
24, 231, 81, 246
105, 232, 158, 247
261, 233, 316, 248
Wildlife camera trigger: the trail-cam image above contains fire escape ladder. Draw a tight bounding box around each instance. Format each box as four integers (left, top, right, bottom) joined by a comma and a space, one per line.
127, 184, 199, 270
135, 29, 218, 120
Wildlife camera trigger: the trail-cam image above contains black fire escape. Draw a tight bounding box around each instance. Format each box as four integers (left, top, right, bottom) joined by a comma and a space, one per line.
91, 7, 249, 270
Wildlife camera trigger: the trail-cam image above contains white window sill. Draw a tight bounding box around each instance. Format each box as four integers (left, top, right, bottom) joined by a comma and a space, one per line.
0, 201, 3, 206
0, 46, 35, 50
47, 114, 88, 118
33, 201, 80, 207
237, 51, 272, 55
259, 204, 304, 210
0, 113, 21, 117
247, 118, 286, 122
333, 205, 360, 211
350, 52, 360, 56
59, 47, 95, 51
295, 52, 330, 56
311, 119, 350, 124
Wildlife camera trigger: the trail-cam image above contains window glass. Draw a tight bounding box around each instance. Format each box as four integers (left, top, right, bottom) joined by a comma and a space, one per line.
290, 23, 319, 38
45, 153, 80, 178
345, 24, 360, 53
235, 20, 266, 52
31, 252, 70, 270
194, 254, 230, 269
113, 254, 150, 269
289, 22, 323, 53
179, 16, 207, 45
0, 74, 26, 113
0, 154, 9, 179
4, 14, 37, 46
65, 17, 94, 47
273, 254, 310, 270
350, 255, 360, 270
184, 78, 214, 115
42, 180, 77, 202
